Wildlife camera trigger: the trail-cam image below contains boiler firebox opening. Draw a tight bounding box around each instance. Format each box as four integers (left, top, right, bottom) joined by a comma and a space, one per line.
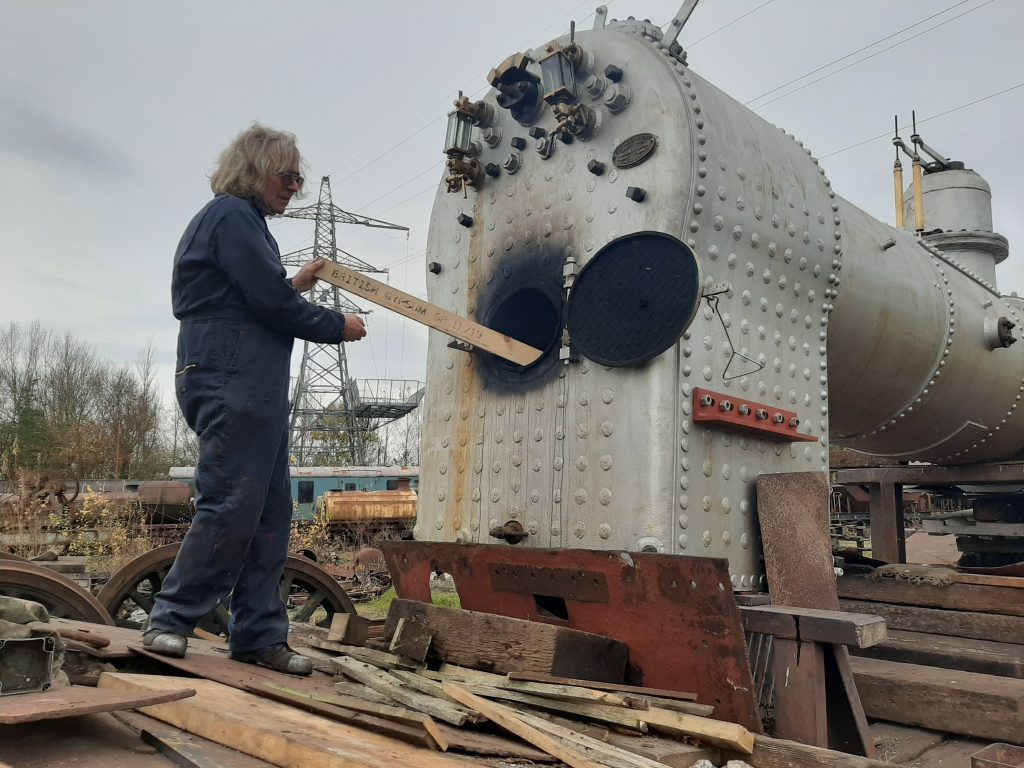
487, 287, 561, 370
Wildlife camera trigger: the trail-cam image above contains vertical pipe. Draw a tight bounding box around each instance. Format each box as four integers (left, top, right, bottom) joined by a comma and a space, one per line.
893, 158, 905, 228
912, 155, 925, 234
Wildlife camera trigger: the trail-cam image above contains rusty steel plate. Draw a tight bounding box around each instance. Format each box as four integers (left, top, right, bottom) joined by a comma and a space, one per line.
756, 472, 838, 610
566, 232, 700, 367
489, 563, 610, 603
382, 542, 762, 732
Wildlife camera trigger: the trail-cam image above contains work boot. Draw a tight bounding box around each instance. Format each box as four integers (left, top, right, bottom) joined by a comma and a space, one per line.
141, 628, 188, 658
230, 643, 313, 676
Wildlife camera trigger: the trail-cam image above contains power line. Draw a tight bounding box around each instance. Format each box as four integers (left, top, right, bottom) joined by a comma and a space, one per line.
742, 0, 972, 105
326, 0, 607, 186
747, 0, 995, 110
281, 0, 611, 258
683, 0, 777, 48
817, 81, 1024, 160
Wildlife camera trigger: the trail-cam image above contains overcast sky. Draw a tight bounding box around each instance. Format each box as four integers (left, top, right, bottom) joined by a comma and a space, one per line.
1, 0, 1020, 407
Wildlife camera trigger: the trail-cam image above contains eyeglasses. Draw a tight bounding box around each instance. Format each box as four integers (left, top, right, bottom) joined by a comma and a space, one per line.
277, 171, 304, 187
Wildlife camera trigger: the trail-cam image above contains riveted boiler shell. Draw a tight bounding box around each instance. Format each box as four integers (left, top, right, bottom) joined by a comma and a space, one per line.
417, 22, 842, 588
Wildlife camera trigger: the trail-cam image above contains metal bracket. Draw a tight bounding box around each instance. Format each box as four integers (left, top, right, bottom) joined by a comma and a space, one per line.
701, 280, 731, 297
694, 387, 817, 442
446, 338, 476, 354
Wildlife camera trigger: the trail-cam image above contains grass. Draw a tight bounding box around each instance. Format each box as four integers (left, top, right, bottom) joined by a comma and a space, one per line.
356, 583, 461, 620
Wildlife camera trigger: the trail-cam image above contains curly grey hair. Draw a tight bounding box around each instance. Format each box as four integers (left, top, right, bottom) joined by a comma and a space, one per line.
210, 123, 308, 199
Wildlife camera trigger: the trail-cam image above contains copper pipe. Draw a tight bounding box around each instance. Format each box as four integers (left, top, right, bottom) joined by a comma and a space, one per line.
912, 155, 925, 234
893, 158, 905, 228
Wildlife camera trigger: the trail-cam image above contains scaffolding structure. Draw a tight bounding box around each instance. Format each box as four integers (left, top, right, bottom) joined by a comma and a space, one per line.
281, 176, 423, 465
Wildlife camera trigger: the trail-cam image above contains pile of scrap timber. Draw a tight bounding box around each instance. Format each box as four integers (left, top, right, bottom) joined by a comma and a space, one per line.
838, 565, 1024, 754
3, 600, 942, 768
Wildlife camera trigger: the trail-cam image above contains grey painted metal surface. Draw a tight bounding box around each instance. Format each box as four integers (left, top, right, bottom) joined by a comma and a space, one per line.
414, 18, 1019, 587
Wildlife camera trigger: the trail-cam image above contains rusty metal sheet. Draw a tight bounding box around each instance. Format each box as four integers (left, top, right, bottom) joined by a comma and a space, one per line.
382, 541, 762, 732
489, 563, 610, 603
756, 472, 839, 610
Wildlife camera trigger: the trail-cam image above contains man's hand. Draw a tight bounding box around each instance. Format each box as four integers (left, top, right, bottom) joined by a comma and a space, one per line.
343, 314, 367, 342
293, 259, 326, 292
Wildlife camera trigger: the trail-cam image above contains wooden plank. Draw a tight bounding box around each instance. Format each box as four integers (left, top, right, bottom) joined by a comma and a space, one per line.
307, 640, 422, 669
743, 735, 907, 768
839, 598, 1024, 645
385, 598, 629, 683
868, 482, 905, 564
114, 710, 277, 768
851, 628, 1024, 678
432, 724, 558, 762
428, 664, 631, 706
946, 572, 1024, 589
850, 655, 1024, 744
514, 710, 677, 768
258, 683, 446, 751
448, 678, 753, 753
98, 672, 471, 767
327, 613, 370, 645
447, 682, 648, 733
333, 680, 394, 704
837, 574, 1024, 617
507, 672, 699, 702
317, 262, 543, 366
0, 684, 196, 724
442, 682, 609, 768
740, 605, 887, 648
389, 617, 432, 662
332, 655, 480, 726
772, 639, 827, 747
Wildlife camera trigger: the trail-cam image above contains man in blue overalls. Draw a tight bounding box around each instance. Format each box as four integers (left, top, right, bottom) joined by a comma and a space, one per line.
144, 124, 366, 675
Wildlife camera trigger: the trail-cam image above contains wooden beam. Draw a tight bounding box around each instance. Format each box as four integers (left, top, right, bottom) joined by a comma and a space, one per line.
317, 262, 543, 366
740, 605, 887, 648
839, 598, 1024, 645
868, 482, 905, 564
743, 735, 904, 768
837, 575, 1024, 618
849, 655, 1024, 743
850, 629, 1024, 678
772, 639, 827, 747
385, 599, 629, 683
259, 683, 446, 751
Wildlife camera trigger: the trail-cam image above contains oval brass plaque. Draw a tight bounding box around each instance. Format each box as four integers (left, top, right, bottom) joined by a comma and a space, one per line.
612, 132, 657, 169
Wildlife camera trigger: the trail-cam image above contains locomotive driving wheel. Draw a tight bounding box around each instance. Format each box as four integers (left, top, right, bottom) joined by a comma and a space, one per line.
97, 543, 356, 635
0, 560, 115, 625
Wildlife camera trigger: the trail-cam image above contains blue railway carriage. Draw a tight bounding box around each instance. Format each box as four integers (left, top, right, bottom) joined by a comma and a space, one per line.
168, 466, 419, 521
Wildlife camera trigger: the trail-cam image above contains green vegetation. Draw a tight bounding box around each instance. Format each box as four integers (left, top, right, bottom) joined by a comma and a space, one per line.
355, 584, 461, 620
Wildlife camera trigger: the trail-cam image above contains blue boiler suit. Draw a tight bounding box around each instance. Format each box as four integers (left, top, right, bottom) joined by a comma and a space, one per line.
149, 194, 345, 653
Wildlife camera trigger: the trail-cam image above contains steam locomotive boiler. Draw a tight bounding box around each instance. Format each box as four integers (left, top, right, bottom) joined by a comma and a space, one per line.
413, 7, 1019, 588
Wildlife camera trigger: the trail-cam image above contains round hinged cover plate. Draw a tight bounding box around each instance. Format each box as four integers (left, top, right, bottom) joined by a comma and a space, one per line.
566, 232, 700, 367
